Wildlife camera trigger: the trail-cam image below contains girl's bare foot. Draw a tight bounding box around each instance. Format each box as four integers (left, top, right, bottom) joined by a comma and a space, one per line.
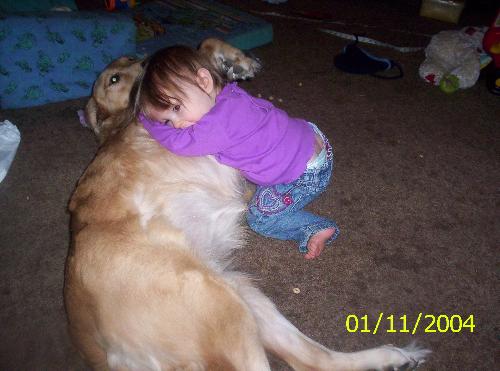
304, 228, 335, 260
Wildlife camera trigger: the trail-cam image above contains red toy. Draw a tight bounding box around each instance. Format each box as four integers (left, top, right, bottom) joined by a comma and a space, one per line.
482, 9, 500, 94
105, 0, 138, 11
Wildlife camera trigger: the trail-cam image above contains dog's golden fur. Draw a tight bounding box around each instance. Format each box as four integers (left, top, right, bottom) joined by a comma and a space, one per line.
65, 39, 429, 370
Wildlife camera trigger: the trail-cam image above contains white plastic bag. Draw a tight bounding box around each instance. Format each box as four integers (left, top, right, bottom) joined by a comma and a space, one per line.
0, 120, 21, 183
419, 27, 488, 90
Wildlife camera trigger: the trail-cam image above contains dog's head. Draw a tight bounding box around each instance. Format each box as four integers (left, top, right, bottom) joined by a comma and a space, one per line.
84, 56, 144, 144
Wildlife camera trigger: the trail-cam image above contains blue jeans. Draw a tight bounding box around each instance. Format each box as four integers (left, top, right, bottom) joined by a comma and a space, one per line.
246, 129, 339, 253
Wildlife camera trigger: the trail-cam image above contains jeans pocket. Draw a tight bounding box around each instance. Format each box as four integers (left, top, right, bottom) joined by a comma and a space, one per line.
296, 161, 332, 193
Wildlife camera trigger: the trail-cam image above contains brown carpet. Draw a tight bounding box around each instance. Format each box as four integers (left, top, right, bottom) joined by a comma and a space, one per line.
1, 1, 498, 369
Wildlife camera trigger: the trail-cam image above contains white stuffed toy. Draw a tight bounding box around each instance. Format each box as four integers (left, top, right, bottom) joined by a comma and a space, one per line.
419, 26, 489, 93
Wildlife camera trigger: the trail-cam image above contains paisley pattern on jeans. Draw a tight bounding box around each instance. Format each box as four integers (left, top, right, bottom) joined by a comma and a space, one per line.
255, 186, 296, 215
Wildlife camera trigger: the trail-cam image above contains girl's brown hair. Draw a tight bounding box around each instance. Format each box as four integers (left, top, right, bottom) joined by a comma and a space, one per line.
135, 45, 225, 116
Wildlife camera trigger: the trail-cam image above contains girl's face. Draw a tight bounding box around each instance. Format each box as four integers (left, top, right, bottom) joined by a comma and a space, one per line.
146, 68, 217, 129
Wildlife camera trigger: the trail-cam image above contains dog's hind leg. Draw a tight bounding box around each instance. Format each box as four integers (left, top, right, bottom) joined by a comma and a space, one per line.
228, 274, 430, 371
194, 276, 271, 371
67, 324, 110, 371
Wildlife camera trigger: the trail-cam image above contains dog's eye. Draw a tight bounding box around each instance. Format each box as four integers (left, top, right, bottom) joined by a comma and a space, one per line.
110, 74, 120, 85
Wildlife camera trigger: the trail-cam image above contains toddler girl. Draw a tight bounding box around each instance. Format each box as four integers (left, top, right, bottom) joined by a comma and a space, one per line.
136, 45, 339, 259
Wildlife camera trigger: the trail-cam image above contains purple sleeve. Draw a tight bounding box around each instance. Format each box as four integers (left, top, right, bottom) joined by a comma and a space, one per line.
139, 113, 229, 156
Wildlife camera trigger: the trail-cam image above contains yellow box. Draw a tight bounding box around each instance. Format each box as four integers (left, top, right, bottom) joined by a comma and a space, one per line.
420, 0, 466, 24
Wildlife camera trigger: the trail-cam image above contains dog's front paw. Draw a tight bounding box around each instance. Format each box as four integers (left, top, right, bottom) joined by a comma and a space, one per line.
222, 55, 262, 81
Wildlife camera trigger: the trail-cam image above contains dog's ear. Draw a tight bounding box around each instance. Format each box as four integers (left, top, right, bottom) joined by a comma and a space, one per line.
85, 96, 113, 141
85, 97, 98, 131
84, 96, 112, 144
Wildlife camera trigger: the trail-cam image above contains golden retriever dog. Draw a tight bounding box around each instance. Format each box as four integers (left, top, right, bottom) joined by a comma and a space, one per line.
65, 38, 430, 370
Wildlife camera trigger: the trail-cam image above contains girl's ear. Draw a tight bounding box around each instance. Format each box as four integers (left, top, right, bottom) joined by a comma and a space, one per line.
196, 68, 215, 95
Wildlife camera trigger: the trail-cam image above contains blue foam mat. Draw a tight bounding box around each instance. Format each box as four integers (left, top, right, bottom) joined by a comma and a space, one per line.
130, 0, 273, 55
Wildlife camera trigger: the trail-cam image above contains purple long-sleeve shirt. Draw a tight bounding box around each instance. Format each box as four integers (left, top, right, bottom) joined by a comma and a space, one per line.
140, 83, 315, 185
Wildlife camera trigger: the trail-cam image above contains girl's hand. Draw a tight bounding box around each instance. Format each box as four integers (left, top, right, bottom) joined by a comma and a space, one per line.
176, 120, 196, 129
